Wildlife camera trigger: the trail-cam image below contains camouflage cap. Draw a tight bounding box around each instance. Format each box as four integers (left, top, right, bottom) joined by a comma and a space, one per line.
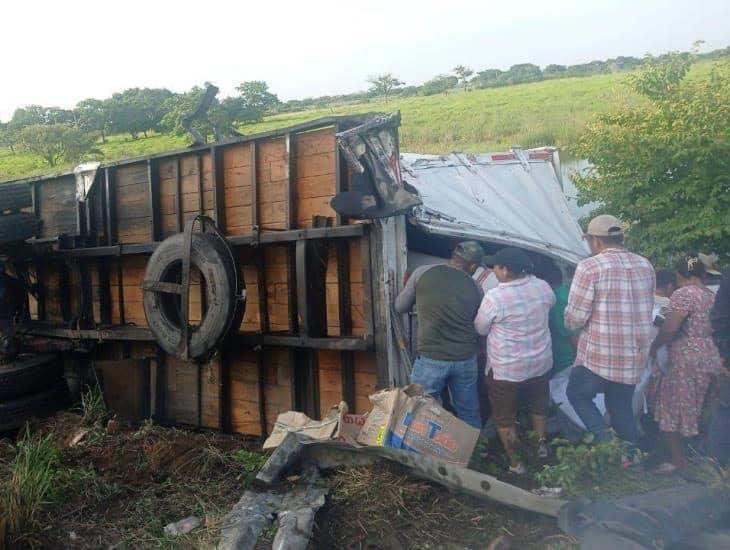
453, 241, 484, 264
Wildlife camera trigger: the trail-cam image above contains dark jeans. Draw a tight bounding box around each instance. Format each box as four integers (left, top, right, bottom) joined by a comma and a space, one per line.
567, 365, 638, 445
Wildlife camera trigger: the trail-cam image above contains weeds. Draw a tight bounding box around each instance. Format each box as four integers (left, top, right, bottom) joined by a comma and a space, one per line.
231, 448, 268, 487
78, 384, 107, 426
535, 435, 633, 496
0, 431, 61, 545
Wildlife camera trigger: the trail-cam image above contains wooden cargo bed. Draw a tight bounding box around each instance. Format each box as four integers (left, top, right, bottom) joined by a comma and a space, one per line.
17, 115, 406, 436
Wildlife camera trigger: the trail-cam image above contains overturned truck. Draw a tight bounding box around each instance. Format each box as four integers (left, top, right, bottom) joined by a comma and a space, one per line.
0, 113, 588, 436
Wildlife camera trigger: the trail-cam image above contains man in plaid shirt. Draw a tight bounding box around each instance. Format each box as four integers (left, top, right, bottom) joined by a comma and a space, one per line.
564, 215, 655, 445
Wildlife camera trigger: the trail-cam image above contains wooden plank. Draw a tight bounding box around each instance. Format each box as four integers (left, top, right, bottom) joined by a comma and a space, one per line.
174, 157, 183, 233
250, 141, 258, 233
295, 240, 309, 337
148, 159, 162, 241
286, 133, 297, 229
256, 249, 269, 332
211, 146, 226, 230
197, 154, 204, 215
104, 168, 115, 244
256, 352, 267, 436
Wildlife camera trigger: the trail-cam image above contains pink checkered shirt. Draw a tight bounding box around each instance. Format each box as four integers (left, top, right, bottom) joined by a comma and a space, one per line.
474, 275, 555, 382
564, 248, 655, 384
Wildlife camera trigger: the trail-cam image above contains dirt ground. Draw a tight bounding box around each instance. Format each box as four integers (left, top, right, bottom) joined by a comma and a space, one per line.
1, 412, 570, 549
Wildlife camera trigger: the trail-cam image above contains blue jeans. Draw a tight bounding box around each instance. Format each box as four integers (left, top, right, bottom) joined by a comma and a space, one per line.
410, 355, 482, 430
567, 365, 638, 445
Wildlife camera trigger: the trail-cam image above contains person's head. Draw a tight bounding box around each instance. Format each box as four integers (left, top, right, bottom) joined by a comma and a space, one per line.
450, 241, 484, 275
674, 252, 705, 286
584, 214, 625, 255
539, 261, 563, 289
485, 247, 534, 283
699, 252, 722, 284
655, 269, 676, 298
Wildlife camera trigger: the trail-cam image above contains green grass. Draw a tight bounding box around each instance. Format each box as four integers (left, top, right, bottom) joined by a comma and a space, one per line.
0, 60, 723, 183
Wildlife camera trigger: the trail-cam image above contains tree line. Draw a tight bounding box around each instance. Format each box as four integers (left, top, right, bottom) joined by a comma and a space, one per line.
1, 45, 728, 169
0, 82, 280, 166
282, 45, 730, 109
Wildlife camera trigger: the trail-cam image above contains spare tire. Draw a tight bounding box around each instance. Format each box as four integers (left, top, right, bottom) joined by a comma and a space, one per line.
143, 232, 244, 360
0, 213, 39, 244
0, 354, 63, 400
0, 182, 32, 212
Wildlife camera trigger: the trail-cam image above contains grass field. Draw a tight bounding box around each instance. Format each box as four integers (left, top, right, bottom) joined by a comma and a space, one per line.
0, 60, 722, 183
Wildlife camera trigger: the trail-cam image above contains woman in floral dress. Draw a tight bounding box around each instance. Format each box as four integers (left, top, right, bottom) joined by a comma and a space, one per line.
650, 253, 723, 472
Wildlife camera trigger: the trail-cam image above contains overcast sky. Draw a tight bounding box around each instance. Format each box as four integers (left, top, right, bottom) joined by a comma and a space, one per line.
1, 0, 728, 121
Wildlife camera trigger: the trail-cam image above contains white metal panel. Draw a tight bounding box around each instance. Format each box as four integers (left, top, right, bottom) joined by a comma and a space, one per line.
401, 150, 590, 264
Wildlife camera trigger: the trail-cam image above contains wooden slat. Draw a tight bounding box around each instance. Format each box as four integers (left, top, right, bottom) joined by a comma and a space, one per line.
286, 133, 297, 229
211, 146, 225, 230
148, 159, 162, 241
250, 141, 258, 233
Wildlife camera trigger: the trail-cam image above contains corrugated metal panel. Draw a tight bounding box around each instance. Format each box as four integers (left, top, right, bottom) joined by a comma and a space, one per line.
401, 149, 589, 264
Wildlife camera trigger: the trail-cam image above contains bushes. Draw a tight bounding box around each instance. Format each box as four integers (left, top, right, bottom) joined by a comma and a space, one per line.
535, 436, 631, 496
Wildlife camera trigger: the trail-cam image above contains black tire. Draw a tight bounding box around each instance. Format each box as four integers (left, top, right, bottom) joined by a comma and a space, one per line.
0, 382, 68, 431
143, 232, 244, 360
0, 182, 32, 212
0, 354, 63, 400
0, 213, 39, 244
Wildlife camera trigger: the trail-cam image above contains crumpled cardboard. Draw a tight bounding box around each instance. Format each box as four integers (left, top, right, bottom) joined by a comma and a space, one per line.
356, 384, 479, 467
263, 402, 366, 450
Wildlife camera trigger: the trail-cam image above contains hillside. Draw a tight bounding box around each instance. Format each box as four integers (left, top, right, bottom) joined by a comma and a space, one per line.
0, 60, 722, 183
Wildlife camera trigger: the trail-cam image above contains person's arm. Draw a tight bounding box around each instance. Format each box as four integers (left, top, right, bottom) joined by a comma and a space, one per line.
564, 263, 595, 332
474, 292, 500, 336
394, 265, 427, 313
650, 309, 688, 357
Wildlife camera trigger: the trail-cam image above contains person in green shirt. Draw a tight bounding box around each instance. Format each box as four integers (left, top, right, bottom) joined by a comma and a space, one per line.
541, 263, 576, 376
395, 241, 484, 429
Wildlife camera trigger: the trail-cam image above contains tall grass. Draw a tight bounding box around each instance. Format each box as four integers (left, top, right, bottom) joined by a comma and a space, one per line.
0, 431, 61, 544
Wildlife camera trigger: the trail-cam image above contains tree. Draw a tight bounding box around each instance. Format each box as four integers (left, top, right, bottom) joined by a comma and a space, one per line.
0, 122, 17, 154
420, 75, 458, 96
9, 105, 75, 129
159, 87, 237, 142
473, 69, 503, 88
76, 98, 112, 143
366, 73, 405, 101
108, 88, 173, 139
234, 81, 280, 116
573, 53, 730, 261
453, 65, 474, 90
18, 123, 100, 166
499, 63, 543, 85
543, 64, 567, 79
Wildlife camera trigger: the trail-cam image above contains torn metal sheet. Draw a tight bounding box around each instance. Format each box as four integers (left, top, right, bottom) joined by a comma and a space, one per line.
73, 162, 101, 202
334, 112, 422, 219
401, 150, 590, 265
257, 432, 565, 518
217, 466, 327, 550
559, 483, 730, 549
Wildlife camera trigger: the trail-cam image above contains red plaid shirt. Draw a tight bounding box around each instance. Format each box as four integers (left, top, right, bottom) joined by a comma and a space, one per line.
564, 248, 655, 384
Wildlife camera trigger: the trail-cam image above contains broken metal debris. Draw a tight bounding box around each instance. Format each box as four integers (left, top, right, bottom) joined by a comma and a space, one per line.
163, 515, 201, 537
217, 466, 327, 550
559, 482, 730, 549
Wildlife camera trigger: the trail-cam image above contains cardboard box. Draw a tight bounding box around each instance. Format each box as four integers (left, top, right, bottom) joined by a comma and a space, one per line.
335, 413, 368, 445
263, 402, 365, 449
357, 385, 479, 467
